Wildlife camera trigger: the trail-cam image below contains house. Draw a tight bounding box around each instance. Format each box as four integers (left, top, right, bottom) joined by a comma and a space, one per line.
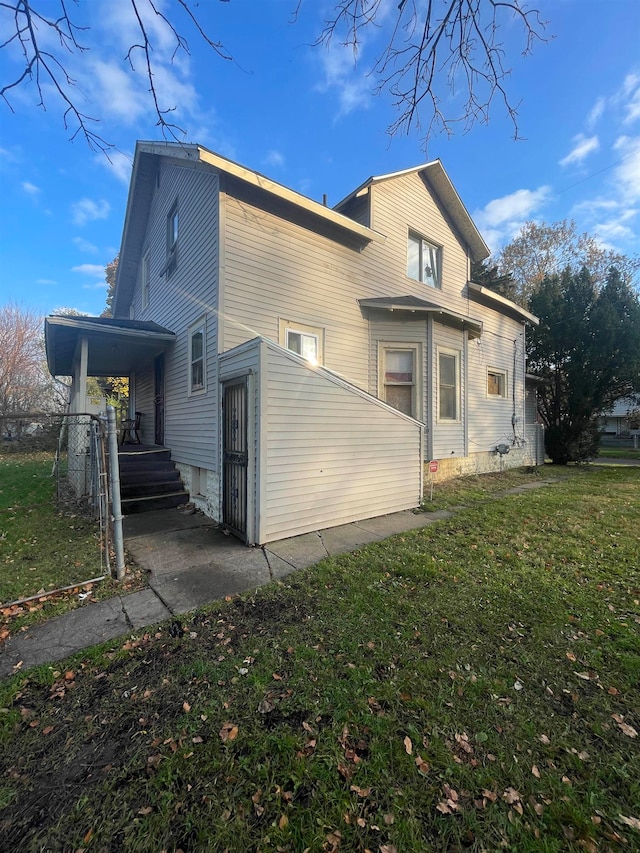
598, 396, 640, 436
45, 141, 541, 545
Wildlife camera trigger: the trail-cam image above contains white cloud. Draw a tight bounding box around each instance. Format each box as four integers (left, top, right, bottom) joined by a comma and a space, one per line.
88, 60, 148, 124
71, 198, 110, 226
97, 149, 133, 185
317, 40, 373, 117
473, 186, 552, 252
613, 135, 640, 203
620, 72, 640, 124
264, 150, 285, 168
22, 181, 40, 196
587, 96, 605, 129
72, 264, 106, 277
559, 134, 600, 168
73, 237, 99, 254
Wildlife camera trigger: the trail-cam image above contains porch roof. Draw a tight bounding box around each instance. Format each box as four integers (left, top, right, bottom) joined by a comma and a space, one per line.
45, 315, 175, 377
358, 295, 483, 339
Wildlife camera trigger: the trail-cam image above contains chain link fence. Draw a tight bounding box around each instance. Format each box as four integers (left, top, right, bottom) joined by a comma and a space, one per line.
1, 412, 113, 579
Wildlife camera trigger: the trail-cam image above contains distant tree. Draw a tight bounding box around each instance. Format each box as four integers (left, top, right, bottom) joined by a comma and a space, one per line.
0, 303, 54, 435
1, 1, 547, 150
471, 259, 516, 301
527, 267, 640, 464
101, 256, 119, 319
496, 219, 640, 307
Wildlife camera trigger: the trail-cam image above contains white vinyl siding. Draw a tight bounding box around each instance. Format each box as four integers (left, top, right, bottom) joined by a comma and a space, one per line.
129, 161, 219, 468
221, 338, 423, 545
466, 310, 525, 452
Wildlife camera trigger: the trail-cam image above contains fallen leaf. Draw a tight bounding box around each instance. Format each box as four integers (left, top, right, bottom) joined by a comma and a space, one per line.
182, 701, 191, 713
403, 736, 413, 755
532, 765, 541, 778
618, 814, 640, 830
279, 814, 289, 829
219, 722, 238, 742
612, 714, 637, 738
566, 651, 576, 662
380, 846, 398, 853
415, 755, 429, 775
503, 788, 521, 804
42, 725, 54, 735
350, 785, 371, 797
383, 813, 395, 825
539, 734, 551, 745
138, 806, 153, 815
608, 686, 620, 695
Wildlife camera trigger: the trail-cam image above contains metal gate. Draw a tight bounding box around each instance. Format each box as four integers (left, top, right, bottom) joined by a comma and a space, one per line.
222, 379, 248, 540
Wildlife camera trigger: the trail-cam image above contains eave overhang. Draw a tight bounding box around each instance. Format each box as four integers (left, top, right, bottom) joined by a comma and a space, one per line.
359, 295, 483, 339
45, 316, 175, 377
336, 160, 490, 263
113, 141, 385, 318
467, 282, 539, 325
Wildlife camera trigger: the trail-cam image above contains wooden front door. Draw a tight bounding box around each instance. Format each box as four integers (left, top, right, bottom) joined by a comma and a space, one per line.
222, 379, 248, 540
154, 354, 165, 446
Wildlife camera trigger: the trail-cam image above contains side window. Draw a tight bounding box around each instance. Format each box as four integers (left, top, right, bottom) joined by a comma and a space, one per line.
279, 319, 324, 365
188, 320, 206, 393
141, 250, 150, 310
438, 349, 460, 421
166, 200, 178, 276
408, 231, 441, 288
379, 343, 421, 419
487, 368, 507, 398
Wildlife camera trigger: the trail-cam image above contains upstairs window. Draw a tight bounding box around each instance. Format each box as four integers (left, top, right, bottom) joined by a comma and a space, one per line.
408, 231, 441, 288
141, 250, 150, 309
166, 200, 178, 276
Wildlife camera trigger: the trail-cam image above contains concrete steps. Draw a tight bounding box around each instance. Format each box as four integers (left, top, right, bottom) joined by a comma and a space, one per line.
118, 445, 189, 514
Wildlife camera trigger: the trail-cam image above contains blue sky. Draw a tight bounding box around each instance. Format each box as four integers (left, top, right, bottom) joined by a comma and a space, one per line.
0, 0, 639, 318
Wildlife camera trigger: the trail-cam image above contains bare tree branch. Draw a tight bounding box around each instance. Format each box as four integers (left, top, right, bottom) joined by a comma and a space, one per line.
314, 0, 548, 144
0, 1, 232, 151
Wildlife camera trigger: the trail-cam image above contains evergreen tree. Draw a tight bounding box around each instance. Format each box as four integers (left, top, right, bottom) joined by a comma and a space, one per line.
528, 267, 640, 464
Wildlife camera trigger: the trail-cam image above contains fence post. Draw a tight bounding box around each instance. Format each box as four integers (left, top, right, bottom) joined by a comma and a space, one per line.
107, 405, 126, 580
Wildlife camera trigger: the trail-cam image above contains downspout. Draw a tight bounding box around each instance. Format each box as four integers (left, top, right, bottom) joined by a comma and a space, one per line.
107, 405, 126, 580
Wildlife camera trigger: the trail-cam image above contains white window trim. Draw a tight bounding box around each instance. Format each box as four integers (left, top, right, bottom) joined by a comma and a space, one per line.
378, 342, 422, 420
165, 199, 178, 277
278, 318, 325, 365
141, 250, 150, 310
487, 367, 508, 399
407, 230, 442, 288
188, 319, 206, 395
437, 347, 461, 423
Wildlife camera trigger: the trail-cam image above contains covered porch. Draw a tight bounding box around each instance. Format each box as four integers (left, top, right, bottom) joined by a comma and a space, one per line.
45, 315, 178, 502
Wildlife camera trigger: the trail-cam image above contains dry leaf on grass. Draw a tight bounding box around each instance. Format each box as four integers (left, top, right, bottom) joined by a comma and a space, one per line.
219, 722, 238, 742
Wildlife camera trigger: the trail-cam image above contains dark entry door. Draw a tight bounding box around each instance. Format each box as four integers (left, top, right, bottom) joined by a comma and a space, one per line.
222, 379, 248, 540
154, 354, 165, 446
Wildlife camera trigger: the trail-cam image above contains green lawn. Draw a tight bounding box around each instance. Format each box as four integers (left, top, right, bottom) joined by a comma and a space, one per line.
0, 452, 144, 635
596, 447, 640, 460
1, 466, 638, 851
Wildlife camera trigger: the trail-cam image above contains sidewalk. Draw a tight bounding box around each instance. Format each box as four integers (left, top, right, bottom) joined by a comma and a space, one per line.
0, 505, 455, 678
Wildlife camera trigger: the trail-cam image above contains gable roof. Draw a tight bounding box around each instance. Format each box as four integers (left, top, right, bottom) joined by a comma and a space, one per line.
335, 160, 490, 263
113, 141, 383, 317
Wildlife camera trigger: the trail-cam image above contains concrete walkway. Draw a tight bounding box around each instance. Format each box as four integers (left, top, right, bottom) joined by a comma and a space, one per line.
0, 506, 455, 678
1, 472, 602, 679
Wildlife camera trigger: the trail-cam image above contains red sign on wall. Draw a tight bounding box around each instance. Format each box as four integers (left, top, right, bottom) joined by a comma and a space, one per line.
429, 460, 439, 474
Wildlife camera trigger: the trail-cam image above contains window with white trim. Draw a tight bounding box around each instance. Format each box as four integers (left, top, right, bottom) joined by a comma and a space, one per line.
438, 349, 460, 421
189, 321, 205, 393
166, 200, 178, 276
487, 368, 507, 398
279, 319, 324, 364
408, 231, 441, 288
141, 250, 150, 309
379, 343, 421, 418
